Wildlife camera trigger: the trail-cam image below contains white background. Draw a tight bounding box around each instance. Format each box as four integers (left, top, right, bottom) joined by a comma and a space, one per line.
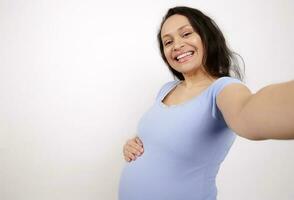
0, 0, 293, 199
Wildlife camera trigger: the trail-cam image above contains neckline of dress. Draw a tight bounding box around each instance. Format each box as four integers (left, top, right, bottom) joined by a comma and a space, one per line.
159, 77, 225, 108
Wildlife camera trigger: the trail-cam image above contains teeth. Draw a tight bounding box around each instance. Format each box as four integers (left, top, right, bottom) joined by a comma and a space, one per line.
176, 51, 193, 60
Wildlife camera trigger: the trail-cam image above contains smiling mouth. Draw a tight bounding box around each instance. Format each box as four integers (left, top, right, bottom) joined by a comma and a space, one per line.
174, 51, 194, 63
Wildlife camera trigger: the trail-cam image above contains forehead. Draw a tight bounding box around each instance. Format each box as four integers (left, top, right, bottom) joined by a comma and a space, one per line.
161, 14, 192, 37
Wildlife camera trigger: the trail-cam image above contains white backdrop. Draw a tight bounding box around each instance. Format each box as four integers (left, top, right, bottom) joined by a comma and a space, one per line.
0, 0, 293, 199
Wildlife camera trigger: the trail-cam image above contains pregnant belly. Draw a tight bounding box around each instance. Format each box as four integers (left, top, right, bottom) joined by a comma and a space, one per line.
118, 149, 206, 200
118, 150, 171, 200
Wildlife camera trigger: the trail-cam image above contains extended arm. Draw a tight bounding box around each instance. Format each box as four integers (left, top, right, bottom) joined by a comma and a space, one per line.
217, 80, 294, 140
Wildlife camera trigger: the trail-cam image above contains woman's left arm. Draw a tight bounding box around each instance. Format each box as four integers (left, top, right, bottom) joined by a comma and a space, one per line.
217, 80, 294, 140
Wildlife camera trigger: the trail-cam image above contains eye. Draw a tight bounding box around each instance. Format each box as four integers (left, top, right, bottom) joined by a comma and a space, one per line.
164, 40, 172, 46
182, 32, 192, 37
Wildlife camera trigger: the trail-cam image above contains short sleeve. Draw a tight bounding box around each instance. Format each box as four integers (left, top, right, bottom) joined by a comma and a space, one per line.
155, 80, 177, 101
211, 77, 247, 120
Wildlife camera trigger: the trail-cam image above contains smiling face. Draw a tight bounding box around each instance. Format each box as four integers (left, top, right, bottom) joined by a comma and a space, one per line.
161, 14, 205, 75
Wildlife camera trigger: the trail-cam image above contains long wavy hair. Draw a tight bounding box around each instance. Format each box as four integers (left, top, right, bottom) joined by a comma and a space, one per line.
157, 6, 244, 81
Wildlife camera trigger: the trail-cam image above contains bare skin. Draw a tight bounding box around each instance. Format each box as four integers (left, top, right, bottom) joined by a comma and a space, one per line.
123, 136, 144, 162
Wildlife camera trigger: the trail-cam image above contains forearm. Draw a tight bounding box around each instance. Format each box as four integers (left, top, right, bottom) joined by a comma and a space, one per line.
239, 80, 294, 140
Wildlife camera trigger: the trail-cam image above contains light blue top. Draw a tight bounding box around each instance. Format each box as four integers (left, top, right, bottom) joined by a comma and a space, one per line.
118, 77, 245, 200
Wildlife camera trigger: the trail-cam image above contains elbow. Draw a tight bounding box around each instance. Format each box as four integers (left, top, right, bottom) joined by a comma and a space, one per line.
244, 134, 267, 141
235, 127, 268, 141
231, 119, 267, 141
232, 109, 268, 141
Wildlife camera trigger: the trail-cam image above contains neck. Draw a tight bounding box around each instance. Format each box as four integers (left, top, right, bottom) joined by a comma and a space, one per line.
180, 68, 217, 89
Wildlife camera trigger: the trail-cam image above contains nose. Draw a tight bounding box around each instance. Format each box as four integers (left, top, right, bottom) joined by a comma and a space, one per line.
173, 37, 185, 51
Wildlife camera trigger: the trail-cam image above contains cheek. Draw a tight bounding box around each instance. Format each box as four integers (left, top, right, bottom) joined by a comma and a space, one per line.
198, 42, 204, 54
163, 49, 171, 61
195, 39, 204, 53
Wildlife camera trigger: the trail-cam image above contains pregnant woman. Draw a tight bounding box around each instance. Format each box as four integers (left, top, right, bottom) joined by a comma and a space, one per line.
118, 6, 294, 200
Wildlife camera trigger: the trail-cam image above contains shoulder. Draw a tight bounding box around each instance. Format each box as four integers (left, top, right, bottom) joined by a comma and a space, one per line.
212, 76, 247, 97
155, 80, 179, 100
215, 77, 253, 134
215, 76, 251, 104
160, 80, 179, 91
163, 80, 179, 87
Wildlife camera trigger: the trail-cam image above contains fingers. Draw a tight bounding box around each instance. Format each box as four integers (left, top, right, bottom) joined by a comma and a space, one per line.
128, 137, 144, 152
135, 136, 143, 146
123, 136, 144, 162
123, 148, 137, 162
124, 156, 131, 162
124, 149, 137, 160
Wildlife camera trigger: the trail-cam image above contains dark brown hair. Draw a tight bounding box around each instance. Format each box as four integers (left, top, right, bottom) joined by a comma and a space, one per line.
157, 6, 244, 80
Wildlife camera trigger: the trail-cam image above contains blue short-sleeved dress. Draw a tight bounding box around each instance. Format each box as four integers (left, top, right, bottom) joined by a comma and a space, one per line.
118, 76, 245, 200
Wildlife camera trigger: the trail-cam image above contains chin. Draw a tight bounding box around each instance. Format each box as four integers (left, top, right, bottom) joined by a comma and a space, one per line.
174, 63, 200, 73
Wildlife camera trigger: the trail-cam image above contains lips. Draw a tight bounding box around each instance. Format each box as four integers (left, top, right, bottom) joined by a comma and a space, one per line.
173, 51, 194, 63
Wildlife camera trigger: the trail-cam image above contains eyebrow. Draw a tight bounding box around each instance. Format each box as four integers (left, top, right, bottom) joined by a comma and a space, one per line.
161, 24, 192, 39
